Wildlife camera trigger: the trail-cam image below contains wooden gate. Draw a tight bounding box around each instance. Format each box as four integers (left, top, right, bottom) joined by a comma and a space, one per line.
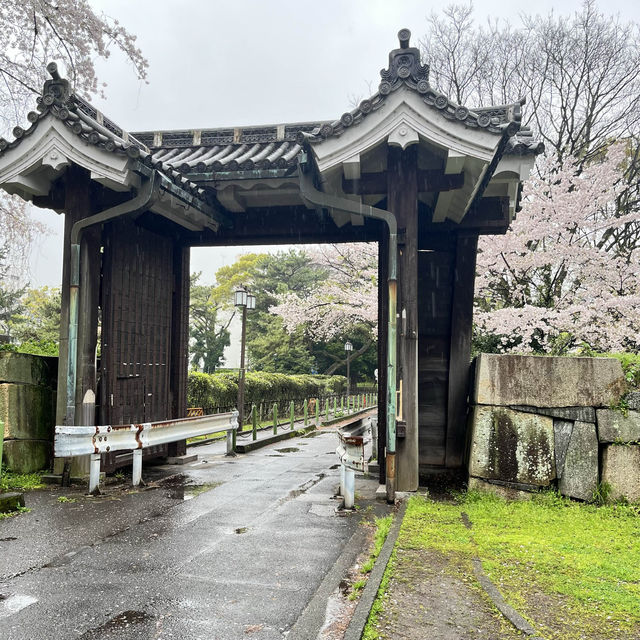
99, 217, 188, 472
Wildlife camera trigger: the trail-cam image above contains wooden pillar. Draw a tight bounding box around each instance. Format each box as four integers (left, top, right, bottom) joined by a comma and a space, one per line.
168, 243, 190, 457
377, 233, 388, 485
55, 166, 92, 427
54, 166, 94, 477
446, 234, 479, 467
388, 145, 419, 491
75, 226, 101, 415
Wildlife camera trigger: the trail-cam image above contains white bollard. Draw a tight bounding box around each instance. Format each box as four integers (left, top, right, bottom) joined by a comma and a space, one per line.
88, 453, 101, 493
344, 467, 355, 509
132, 448, 143, 486
226, 429, 234, 455
340, 462, 346, 496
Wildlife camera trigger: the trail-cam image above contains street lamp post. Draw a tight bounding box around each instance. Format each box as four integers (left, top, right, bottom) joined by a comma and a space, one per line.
235, 287, 256, 429
344, 340, 353, 399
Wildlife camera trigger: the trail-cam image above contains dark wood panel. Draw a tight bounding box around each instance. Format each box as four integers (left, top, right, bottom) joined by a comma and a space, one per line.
99, 218, 178, 471
417, 248, 454, 471
446, 235, 478, 467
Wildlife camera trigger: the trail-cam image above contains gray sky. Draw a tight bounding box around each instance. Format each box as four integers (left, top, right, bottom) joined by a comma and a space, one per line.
28, 0, 640, 287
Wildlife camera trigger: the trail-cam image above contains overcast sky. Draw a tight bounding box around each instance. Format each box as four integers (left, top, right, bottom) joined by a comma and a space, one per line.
27, 0, 640, 287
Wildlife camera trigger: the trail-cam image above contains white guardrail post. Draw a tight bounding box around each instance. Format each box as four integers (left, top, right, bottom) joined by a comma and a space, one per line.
336, 415, 371, 510
56, 411, 239, 493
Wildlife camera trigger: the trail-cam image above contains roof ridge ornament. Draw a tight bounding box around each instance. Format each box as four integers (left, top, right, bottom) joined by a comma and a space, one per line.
379, 29, 430, 96
41, 62, 71, 107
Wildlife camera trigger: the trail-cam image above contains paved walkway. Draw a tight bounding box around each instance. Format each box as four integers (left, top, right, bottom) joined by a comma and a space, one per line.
0, 429, 384, 639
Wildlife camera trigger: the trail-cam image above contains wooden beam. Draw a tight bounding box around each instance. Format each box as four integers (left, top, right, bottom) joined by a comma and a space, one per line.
388, 145, 419, 492
343, 170, 464, 196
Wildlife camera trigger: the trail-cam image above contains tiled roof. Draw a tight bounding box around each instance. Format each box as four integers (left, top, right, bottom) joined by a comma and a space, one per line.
136, 30, 542, 177
298, 29, 532, 147
135, 123, 319, 174
0, 63, 212, 204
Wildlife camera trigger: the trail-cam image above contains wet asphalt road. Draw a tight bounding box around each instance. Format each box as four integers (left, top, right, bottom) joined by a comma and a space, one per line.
0, 429, 367, 639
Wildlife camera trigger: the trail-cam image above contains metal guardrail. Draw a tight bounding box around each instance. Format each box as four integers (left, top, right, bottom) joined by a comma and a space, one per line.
336, 413, 371, 509
55, 411, 238, 493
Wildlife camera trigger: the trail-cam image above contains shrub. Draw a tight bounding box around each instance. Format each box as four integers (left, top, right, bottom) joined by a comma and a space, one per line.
187, 370, 346, 410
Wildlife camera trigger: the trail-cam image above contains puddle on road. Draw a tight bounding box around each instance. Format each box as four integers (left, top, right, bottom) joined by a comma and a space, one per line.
266, 454, 284, 457
78, 610, 153, 638
275, 447, 299, 453
165, 481, 223, 501
0, 537, 17, 542
234, 527, 249, 534
330, 464, 340, 470
0, 594, 38, 619
280, 472, 327, 504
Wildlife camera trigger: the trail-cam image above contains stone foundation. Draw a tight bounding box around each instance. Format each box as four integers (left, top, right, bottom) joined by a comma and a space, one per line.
468, 354, 638, 502
1, 352, 57, 473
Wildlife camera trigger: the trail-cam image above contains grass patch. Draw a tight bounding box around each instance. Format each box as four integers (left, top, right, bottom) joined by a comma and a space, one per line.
0, 471, 46, 492
396, 492, 640, 638
361, 515, 393, 573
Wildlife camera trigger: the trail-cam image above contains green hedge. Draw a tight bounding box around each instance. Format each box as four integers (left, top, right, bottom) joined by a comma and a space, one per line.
188, 371, 347, 410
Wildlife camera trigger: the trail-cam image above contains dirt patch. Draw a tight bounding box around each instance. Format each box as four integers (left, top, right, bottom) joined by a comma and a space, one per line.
371, 549, 524, 639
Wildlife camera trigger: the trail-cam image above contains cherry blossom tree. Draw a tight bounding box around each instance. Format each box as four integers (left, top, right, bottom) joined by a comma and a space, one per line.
270, 243, 378, 341
0, 0, 148, 275
475, 143, 640, 353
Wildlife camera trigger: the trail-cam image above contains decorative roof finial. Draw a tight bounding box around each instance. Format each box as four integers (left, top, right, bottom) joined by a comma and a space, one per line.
398, 28, 411, 49
42, 61, 70, 106
379, 28, 429, 95
47, 62, 61, 81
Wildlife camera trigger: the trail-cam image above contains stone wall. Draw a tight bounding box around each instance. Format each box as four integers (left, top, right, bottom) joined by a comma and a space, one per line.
468, 354, 639, 502
0, 352, 57, 473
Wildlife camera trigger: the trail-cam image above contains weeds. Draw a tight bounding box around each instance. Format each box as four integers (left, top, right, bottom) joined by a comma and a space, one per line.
0, 506, 30, 520
0, 471, 45, 492
592, 481, 612, 506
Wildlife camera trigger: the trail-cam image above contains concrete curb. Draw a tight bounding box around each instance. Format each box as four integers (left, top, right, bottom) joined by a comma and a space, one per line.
462, 510, 546, 639
234, 425, 316, 453
288, 523, 371, 640
343, 500, 407, 640
471, 558, 546, 639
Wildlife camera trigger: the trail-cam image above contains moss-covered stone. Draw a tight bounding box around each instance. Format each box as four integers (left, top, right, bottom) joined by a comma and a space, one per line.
1, 383, 56, 441
0, 352, 57, 386
468, 406, 555, 486
474, 354, 626, 408
0, 492, 25, 513
2, 439, 51, 473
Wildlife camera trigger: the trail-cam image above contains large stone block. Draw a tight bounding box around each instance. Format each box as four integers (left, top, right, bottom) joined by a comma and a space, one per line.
0, 352, 57, 386
1, 383, 56, 441
601, 444, 640, 502
627, 392, 640, 412
2, 439, 51, 473
596, 409, 640, 443
554, 420, 573, 477
468, 406, 555, 486
467, 476, 532, 500
512, 405, 596, 423
0, 492, 25, 514
557, 421, 598, 502
474, 354, 625, 408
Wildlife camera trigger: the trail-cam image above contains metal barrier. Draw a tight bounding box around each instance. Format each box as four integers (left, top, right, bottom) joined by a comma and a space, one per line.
55, 411, 238, 493
336, 414, 371, 509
